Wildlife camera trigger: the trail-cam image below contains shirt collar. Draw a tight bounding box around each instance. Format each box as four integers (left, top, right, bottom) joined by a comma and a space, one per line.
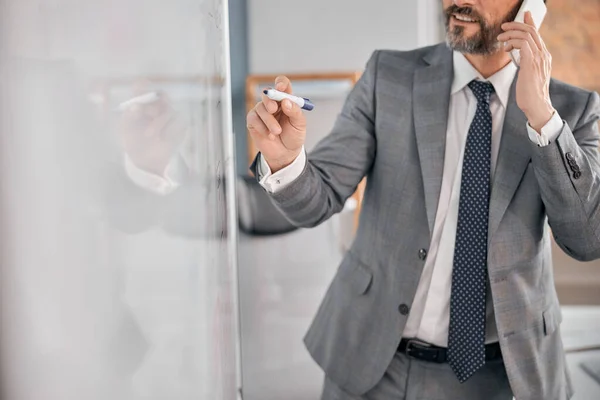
451, 51, 517, 109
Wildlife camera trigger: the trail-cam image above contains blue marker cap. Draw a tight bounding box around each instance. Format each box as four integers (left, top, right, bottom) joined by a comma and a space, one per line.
302, 98, 314, 111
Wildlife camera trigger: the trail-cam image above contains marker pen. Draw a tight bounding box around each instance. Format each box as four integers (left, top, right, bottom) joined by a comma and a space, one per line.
263, 89, 314, 111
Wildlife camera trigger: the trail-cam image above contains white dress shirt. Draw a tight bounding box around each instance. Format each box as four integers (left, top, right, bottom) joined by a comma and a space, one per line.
258, 51, 563, 347
125, 155, 184, 196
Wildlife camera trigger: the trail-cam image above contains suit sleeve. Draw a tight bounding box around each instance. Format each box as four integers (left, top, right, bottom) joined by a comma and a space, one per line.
531, 91, 600, 261
249, 51, 379, 228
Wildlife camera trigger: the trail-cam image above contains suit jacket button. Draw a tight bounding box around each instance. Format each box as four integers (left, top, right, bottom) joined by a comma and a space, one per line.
418, 248, 428, 260
574, 171, 582, 179
566, 152, 575, 161
399, 304, 410, 315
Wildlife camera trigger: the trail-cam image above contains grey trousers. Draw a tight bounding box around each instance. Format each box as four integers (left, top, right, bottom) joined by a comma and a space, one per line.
321, 351, 513, 400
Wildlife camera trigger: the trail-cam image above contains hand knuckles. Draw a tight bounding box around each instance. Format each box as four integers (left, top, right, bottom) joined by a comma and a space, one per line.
275, 75, 288, 85
247, 111, 259, 124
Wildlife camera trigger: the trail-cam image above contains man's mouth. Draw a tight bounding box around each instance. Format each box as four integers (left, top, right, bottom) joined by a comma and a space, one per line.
453, 13, 478, 23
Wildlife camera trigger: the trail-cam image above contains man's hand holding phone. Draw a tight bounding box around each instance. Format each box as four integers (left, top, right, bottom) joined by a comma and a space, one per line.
498, 11, 555, 133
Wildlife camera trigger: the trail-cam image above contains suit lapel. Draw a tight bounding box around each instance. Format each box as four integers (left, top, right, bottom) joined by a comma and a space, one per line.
413, 45, 453, 237
488, 75, 531, 244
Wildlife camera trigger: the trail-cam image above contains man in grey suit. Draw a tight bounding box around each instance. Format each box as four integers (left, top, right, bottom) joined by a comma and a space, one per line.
246, 0, 600, 399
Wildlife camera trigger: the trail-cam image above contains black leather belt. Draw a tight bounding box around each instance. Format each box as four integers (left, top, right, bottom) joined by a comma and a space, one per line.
398, 339, 502, 364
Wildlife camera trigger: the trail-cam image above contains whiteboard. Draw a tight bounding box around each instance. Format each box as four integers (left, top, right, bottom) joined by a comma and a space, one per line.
0, 1, 241, 399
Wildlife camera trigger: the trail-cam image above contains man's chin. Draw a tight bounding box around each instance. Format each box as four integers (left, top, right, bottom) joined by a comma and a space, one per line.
446, 37, 500, 56
453, 30, 481, 43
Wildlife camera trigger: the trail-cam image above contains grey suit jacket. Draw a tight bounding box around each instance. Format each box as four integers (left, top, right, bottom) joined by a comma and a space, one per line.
251, 43, 600, 399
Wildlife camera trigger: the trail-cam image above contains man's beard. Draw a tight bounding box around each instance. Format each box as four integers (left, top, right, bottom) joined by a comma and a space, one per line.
444, 2, 521, 55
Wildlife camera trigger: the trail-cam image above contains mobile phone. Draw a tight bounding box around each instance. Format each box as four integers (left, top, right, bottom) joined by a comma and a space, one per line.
509, 0, 547, 66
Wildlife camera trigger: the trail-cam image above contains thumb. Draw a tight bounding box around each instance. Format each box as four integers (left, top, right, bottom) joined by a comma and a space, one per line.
280, 99, 306, 131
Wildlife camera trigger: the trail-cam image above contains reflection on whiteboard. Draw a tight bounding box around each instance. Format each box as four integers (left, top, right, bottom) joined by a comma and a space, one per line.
0, 1, 239, 399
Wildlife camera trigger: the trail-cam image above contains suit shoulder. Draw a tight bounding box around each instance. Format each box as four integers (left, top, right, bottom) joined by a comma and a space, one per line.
376, 44, 441, 61
550, 78, 599, 121
369, 44, 443, 77
375, 45, 438, 65
550, 78, 597, 101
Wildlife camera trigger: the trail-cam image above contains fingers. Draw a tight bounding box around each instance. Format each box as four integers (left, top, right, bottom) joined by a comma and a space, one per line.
503, 38, 534, 60
246, 76, 306, 148
255, 102, 282, 134
279, 99, 306, 132
501, 11, 539, 30
261, 89, 279, 114
498, 30, 540, 53
247, 109, 275, 141
261, 75, 295, 114
500, 10, 552, 65
501, 12, 544, 52
274, 76, 293, 94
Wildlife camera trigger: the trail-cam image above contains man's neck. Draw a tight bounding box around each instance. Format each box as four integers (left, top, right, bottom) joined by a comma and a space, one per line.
463, 51, 513, 79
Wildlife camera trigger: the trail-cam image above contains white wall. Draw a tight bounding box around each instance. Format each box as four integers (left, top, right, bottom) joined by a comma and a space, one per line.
248, 0, 443, 74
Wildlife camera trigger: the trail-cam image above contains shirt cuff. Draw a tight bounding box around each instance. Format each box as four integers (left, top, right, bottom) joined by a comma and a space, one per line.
258, 147, 306, 193
124, 155, 181, 195
526, 111, 564, 147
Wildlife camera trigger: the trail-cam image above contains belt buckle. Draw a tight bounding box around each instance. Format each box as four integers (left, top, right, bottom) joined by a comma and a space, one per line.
405, 339, 430, 358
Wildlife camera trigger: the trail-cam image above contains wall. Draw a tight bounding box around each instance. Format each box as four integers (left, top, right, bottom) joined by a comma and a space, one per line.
541, 0, 600, 91
248, 0, 442, 75
228, 0, 250, 175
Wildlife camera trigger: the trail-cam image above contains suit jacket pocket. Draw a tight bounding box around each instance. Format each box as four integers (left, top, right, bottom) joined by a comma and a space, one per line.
337, 250, 373, 295
542, 304, 563, 336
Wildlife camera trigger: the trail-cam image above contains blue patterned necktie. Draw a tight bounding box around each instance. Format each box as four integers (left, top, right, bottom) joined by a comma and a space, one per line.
448, 80, 495, 383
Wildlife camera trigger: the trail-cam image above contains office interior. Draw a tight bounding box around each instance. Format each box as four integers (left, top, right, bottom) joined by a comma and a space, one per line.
1, 0, 600, 399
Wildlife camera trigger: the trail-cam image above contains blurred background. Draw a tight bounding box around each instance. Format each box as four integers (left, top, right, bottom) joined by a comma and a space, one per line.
1, 0, 599, 399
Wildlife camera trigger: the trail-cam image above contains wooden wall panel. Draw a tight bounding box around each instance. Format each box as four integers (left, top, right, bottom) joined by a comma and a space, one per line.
540, 0, 600, 91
